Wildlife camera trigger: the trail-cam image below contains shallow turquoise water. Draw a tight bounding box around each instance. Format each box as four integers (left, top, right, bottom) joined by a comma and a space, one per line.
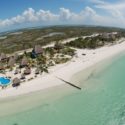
1, 52, 125, 125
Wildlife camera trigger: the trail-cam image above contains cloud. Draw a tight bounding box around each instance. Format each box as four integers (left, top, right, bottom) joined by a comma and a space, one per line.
60, 8, 73, 20
0, 4, 125, 29
0, 8, 59, 27
36, 10, 59, 21
91, 0, 106, 5
92, 0, 125, 23
23, 8, 38, 22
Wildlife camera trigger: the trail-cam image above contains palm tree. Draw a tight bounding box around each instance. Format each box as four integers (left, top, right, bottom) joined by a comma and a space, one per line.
36, 54, 49, 74
54, 41, 64, 52
37, 54, 47, 65
38, 64, 49, 74
28, 58, 36, 67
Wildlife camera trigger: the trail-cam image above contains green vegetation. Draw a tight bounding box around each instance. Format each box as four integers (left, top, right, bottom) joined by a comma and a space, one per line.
0, 26, 125, 86
0, 43, 75, 73
0, 25, 125, 53
66, 33, 121, 49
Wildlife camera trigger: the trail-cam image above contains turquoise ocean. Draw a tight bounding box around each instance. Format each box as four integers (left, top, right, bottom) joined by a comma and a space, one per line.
0, 51, 125, 125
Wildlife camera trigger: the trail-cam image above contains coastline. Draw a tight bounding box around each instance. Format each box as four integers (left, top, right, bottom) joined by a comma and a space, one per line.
0, 41, 125, 99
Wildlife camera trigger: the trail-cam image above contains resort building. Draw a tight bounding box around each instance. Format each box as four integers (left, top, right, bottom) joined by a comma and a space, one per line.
31, 45, 43, 58
8, 57, 15, 67
12, 77, 20, 87
20, 56, 29, 68
0, 53, 7, 61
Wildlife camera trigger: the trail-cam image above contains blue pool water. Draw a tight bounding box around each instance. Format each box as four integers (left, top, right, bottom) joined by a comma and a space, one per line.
0, 77, 10, 86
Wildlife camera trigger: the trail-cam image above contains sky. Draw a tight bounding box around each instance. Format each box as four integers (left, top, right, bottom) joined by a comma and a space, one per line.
0, 0, 125, 31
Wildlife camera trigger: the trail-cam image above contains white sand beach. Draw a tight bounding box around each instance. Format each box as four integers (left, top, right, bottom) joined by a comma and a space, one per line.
0, 39, 125, 98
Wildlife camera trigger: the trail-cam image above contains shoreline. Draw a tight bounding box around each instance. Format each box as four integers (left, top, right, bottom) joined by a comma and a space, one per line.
0, 41, 125, 99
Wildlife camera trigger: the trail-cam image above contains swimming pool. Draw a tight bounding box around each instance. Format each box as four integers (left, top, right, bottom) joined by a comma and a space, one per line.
0, 77, 11, 86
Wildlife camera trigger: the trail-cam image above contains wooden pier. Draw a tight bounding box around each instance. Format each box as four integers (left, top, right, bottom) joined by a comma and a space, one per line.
55, 76, 81, 90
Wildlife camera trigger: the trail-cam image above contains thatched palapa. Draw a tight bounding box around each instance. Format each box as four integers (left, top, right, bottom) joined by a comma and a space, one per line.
34, 45, 43, 54
35, 68, 40, 74
8, 57, 15, 67
0, 53, 7, 61
20, 56, 29, 67
12, 77, 20, 87
24, 67, 31, 75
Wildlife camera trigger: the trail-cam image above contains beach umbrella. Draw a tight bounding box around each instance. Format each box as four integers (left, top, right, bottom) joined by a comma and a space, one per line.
14, 69, 19, 74
21, 74, 25, 79
35, 68, 40, 74
24, 67, 31, 75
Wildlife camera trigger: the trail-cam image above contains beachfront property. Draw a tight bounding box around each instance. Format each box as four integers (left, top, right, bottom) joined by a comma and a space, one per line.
2, 0, 125, 124
0, 42, 75, 88
0, 31, 123, 90
0, 28, 125, 125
